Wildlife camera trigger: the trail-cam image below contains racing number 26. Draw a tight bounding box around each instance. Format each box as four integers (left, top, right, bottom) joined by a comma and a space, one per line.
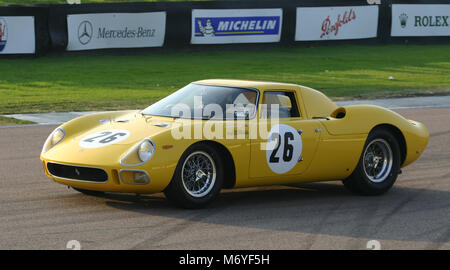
83, 131, 127, 144
269, 132, 294, 163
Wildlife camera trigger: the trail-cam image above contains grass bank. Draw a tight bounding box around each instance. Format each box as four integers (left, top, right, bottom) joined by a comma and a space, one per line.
0, 116, 35, 125
1, 44, 449, 114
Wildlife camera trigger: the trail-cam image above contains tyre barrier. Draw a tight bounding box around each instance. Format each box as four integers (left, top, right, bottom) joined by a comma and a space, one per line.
0, 0, 449, 57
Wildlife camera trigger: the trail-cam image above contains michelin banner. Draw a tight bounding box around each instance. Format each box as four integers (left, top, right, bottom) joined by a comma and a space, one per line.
295, 6, 378, 41
67, 12, 166, 51
0, 16, 35, 54
191, 9, 282, 44
391, 4, 450, 37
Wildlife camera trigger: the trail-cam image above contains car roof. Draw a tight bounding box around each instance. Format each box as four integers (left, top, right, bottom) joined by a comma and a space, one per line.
193, 79, 338, 118
193, 79, 301, 91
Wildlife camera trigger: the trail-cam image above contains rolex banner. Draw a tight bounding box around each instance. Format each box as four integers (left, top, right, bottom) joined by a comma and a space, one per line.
391, 4, 450, 37
67, 12, 166, 51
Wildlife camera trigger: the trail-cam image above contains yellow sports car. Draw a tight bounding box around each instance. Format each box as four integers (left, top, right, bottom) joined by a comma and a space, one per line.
40, 79, 429, 208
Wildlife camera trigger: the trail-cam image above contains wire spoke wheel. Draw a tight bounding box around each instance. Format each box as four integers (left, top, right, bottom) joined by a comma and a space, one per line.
362, 138, 393, 183
181, 151, 216, 198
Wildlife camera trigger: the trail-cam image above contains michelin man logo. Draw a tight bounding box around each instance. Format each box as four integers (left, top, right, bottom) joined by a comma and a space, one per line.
197, 19, 215, 36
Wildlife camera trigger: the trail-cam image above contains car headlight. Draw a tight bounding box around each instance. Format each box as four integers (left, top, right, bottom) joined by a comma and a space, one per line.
120, 139, 155, 166
41, 127, 65, 155
138, 140, 155, 162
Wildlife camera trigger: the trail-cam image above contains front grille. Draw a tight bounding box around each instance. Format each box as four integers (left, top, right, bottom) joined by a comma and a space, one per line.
47, 162, 108, 182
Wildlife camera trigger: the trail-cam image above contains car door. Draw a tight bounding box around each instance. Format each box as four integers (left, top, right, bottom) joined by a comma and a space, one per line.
249, 90, 322, 179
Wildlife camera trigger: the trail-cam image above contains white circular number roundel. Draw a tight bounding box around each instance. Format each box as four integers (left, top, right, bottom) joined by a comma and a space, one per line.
266, 124, 302, 174
79, 130, 130, 149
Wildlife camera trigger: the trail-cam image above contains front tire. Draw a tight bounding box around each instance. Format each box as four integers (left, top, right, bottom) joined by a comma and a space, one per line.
343, 128, 401, 195
164, 143, 224, 208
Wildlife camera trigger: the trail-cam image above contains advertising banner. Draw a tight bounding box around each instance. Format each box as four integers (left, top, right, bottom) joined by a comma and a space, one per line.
295, 6, 378, 41
67, 12, 166, 51
391, 4, 450, 37
0, 16, 35, 54
191, 9, 282, 44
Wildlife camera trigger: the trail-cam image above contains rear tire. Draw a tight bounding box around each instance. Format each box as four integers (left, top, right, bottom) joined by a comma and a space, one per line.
343, 128, 401, 195
164, 143, 224, 209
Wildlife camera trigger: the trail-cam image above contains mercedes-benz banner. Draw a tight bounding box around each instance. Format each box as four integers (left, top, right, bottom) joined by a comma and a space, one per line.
0, 16, 35, 54
295, 6, 379, 41
391, 4, 450, 37
67, 12, 166, 51
191, 9, 283, 44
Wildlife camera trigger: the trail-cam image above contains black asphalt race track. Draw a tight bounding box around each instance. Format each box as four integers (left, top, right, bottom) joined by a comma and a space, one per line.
0, 108, 448, 249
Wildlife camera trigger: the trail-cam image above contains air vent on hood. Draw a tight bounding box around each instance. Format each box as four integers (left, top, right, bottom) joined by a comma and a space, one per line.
153, 123, 169, 127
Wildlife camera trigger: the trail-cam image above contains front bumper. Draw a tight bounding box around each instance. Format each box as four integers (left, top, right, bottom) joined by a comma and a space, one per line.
42, 158, 171, 194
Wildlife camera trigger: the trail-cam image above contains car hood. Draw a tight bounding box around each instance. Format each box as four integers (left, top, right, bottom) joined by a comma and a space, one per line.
41, 111, 175, 165
71, 112, 175, 145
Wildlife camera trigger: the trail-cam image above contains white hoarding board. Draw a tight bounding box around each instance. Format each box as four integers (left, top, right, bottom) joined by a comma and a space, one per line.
191, 9, 282, 44
391, 4, 450, 37
295, 6, 379, 41
0, 16, 35, 54
67, 12, 166, 51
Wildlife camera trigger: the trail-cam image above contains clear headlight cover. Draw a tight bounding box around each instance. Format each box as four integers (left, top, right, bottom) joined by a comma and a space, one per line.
138, 140, 155, 162
41, 127, 65, 155
120, 139, 155, 167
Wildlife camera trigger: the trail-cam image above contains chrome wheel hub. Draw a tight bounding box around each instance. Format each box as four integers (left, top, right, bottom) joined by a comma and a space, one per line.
181, 151, 216, 198
195, 170, 207, 180
363, 138, 393, 183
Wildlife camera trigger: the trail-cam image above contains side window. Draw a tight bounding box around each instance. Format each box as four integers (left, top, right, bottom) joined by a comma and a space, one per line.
260, 91, 300, 118
226, 91, 258, 119
232, 92, 257, 106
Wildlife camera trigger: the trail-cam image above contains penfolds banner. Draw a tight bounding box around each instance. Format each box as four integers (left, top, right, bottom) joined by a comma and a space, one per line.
295, 6, 379, 41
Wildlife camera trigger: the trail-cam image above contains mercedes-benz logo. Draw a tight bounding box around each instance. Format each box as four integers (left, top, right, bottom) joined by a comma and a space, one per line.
78, 20, 93, 45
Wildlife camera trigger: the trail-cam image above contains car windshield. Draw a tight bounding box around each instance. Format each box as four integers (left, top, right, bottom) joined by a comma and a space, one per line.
141, 83, 258, 119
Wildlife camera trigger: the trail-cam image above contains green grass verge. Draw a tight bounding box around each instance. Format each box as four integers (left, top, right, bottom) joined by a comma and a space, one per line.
0, 116, 35, 125
0, 44, 449, 114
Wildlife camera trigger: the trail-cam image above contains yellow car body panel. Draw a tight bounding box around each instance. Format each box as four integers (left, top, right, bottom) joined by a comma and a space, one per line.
40, 79, 429, 194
